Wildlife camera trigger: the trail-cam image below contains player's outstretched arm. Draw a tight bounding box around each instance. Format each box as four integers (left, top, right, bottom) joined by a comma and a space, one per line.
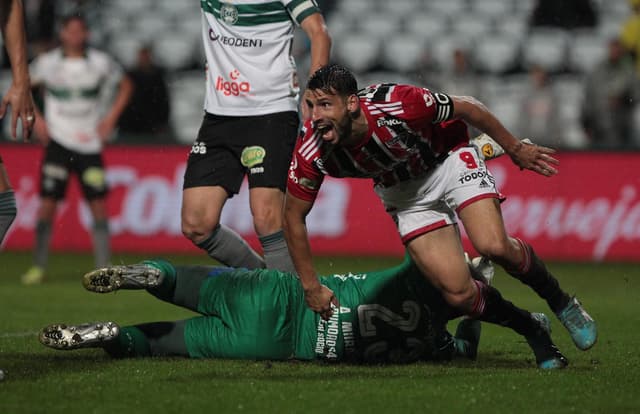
300, 12, 331, 76
283, 192, 338, 320
452, 95, 559, 176
299, 12, 331, 120
471, 134, 536, 161
0, 0, 35, 141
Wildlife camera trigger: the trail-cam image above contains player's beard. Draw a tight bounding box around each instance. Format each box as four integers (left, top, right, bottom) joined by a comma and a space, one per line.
316, 111, 353, 146
334, 114, 353, 145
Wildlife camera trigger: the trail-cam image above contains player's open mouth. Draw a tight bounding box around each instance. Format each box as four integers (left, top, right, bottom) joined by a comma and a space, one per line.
316, 123, 334, 140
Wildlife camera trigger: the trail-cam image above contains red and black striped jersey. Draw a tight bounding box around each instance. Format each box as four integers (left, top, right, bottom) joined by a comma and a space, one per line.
288, 83, 470, 202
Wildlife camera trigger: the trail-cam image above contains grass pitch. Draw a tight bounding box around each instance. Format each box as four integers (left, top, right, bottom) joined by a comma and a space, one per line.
1, 252, 639, 413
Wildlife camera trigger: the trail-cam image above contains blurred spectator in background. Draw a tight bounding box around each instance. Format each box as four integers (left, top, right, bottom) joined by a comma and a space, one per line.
118, 46, 171, 142
55, 0, 100, 26
516, 65, 564, 148
23, 0, 56, 54
21, 14, 132, 284
581, 38, 638, 149
432, 48, 483, 137
530, 0, 598, 29
620, 0, 640, 74
434, 48, 482, 98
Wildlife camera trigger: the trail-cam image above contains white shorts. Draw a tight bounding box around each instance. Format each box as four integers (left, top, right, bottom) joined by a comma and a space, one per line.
375, 146, 501, 243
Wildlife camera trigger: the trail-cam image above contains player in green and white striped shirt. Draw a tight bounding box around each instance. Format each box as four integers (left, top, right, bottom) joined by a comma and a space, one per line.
181, 1, 331, 274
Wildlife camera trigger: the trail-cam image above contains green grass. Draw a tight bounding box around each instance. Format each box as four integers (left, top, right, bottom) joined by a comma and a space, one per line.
1, 252, 639, 413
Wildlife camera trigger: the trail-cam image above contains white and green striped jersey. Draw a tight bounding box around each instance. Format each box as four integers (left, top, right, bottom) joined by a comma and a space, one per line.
200, 0, 320, 116
30, 48, 123, 154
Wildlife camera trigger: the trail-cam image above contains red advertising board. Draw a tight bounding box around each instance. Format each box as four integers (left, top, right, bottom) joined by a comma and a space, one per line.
1, 144, 639, 261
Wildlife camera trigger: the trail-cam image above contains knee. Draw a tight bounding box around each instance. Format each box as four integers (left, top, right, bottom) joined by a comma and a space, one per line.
89, 201, 108, 221
474, 237, 513, 261
181, 213, 217, 243
441, 282, 477, 312
38, 198, 57, 221
252, 204, 282, 236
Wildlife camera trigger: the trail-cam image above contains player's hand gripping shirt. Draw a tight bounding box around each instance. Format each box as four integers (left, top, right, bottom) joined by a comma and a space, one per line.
30, 48, 124, 154
294, 257, 454, 363
200, 0, 320, 116
288, 83, 470, 201
185, 260, 454, 363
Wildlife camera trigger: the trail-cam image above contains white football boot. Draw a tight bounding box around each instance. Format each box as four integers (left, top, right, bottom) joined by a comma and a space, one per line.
83, 263, 163, 293
39, 322, 120, 350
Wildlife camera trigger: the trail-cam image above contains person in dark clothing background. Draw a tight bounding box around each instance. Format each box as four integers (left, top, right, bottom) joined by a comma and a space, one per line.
118, 45, 171, 142
530, 0, 598, 29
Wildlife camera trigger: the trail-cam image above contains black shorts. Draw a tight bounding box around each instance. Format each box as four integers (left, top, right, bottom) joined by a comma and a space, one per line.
40, 140, 108, 201
183, 111, 298, 195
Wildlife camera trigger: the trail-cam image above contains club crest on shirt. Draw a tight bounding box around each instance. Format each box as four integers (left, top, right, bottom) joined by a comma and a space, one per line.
481, 143, 495, 158
220, 3, 239, 25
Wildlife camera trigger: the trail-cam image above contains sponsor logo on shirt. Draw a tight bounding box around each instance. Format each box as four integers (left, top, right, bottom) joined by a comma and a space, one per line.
288, 158, 301, 184
58, 106, 93, 118
457, 170, 489, 185
208, 29, 263, 48
215, 70, 251, 96
376, 118, 403, 127
299, 177, 319, 190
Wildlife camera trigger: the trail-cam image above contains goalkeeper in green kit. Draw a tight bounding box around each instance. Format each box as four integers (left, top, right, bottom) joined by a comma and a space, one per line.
39, 254, 558, 366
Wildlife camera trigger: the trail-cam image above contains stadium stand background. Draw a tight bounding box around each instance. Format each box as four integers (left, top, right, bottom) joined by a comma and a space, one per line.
1, 0, 639, 148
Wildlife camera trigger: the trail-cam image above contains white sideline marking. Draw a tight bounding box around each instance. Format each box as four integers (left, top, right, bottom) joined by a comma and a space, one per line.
0, 331, 38, 339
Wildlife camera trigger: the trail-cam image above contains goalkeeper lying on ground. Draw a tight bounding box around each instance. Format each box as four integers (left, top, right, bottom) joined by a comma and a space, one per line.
39, 255, 561, 367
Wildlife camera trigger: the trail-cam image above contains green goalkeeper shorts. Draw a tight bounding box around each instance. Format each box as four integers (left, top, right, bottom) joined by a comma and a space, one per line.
184, 267, 305, 360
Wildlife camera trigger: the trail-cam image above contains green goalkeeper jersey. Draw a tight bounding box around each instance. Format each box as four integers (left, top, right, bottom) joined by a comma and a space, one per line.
185, 257, 453, 363
295, 258, 453, 363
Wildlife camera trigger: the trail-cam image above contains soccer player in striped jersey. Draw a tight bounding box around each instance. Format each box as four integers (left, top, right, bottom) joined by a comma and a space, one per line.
20, 14, 133, 284
180, 0, 330, 273
284, 64, 596, 368
40, 254, 515, 366
0, 0, 35, 248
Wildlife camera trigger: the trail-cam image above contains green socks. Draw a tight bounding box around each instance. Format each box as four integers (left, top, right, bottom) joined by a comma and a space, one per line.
104, 326, 151, 358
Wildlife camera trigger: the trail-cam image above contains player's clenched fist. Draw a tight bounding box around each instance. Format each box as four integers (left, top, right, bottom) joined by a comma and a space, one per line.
304, 284, 339, 321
